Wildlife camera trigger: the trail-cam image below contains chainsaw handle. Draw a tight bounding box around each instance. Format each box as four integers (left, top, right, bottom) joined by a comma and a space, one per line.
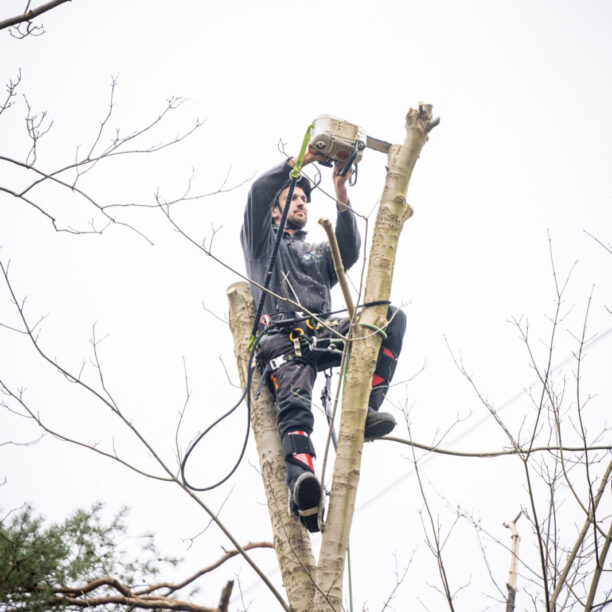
339, 140, 360, 177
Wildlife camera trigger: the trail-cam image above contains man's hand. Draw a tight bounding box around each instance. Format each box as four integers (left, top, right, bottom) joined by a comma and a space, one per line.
287, 154, 352, 211
332, 160, 352, 211
304, 149, 331, 166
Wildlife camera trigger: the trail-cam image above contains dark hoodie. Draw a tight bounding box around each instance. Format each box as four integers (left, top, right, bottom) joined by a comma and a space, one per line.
240, 160, 361, 316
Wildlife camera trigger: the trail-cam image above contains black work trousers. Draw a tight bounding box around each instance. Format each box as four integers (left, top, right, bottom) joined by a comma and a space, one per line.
256, 307, 406, 440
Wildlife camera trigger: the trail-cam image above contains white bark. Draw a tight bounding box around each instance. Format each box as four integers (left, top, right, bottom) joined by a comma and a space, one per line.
314, 106, 438, 610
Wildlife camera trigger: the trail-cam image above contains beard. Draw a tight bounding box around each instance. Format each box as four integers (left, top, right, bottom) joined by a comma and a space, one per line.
286, 212, 307, 230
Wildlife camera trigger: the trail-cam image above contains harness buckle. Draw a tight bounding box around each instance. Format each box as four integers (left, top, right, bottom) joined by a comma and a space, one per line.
269, 355, 289, 371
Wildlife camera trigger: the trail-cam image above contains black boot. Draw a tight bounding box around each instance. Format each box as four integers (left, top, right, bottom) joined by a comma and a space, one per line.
291, 471, 322, 532
282, 431, 323, 533
364, 406, 396, 441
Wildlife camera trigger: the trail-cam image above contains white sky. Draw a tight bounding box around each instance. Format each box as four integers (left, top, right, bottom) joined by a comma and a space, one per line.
1, 1, 611, 610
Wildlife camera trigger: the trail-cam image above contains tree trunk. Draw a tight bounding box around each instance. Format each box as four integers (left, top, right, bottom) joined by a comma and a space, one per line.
314, 105, 437, 610
227, 282, 316, 611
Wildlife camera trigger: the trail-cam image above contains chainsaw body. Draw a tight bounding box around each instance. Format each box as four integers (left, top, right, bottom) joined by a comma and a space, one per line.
309, 115, 367, 164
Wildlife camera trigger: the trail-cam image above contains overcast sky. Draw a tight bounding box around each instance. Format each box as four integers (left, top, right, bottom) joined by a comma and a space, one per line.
1, 1, 611, 610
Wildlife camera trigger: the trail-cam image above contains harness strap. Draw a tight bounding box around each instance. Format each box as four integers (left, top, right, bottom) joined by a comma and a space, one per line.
253, 363, 272, 400
298, 507, 319, 518
282, 431, 316, 458
293, 335, 302, 358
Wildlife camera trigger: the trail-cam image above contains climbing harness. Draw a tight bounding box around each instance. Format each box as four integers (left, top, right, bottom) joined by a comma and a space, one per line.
180, 301, 389, 492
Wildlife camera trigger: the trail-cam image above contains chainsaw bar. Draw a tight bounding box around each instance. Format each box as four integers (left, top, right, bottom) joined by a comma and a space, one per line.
366, 135, 392, 154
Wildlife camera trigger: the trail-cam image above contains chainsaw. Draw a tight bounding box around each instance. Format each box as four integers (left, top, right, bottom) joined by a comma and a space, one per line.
309, 114, 392, 177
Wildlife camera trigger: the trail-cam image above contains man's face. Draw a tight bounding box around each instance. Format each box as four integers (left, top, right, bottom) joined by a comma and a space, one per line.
272, 186, 308, 230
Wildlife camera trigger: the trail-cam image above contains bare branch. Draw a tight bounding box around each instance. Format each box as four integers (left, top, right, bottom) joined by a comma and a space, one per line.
584, 229, 612, 255
1, 77, 206, 239
0, 433, 44, 447
23, 94, 53, 165
406, 418, 456, 611
0, 380, 173, 482
383, 436, 611, 458
0, 259, 290, 610
52, 593, 218, 611
380, 551, 415, 611
135, 542, 274, 597
0, 158, 152, 241
0, 0, 72, 35
0, 71, 22, 116
550, 459, 612, 608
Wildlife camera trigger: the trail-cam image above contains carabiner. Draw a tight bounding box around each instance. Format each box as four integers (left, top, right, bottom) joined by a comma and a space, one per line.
306, 318, 321, 331
289, 327, 305, 342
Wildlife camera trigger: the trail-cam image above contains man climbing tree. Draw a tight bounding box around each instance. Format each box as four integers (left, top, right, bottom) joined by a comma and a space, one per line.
240, 150, 406, 532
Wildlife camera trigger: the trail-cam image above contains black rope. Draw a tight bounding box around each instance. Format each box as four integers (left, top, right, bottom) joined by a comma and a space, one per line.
181, 175, 301, 492
250, 175, 300, 341
180, 328, 266, 491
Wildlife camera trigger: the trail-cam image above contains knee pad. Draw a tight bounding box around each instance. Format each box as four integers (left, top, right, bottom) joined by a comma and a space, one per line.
282, 430, 316, 472
370, 347, 398, 411
372, 347, 398, 388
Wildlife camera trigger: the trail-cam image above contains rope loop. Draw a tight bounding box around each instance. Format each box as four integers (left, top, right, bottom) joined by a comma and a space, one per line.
359, 321, 388, 340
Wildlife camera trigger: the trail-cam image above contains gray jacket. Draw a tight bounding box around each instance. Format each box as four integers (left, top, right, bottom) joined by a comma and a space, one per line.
241, 160, 361, 316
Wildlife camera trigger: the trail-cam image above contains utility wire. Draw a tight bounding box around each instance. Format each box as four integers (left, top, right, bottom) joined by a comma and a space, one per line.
356, 323, 612, 513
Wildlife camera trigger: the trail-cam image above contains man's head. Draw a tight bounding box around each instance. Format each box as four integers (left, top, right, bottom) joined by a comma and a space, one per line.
272, 178, 312, 231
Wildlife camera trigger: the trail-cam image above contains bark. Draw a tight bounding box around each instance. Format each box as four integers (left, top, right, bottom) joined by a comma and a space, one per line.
314, 105, 437, 611
227, 282, 316, 611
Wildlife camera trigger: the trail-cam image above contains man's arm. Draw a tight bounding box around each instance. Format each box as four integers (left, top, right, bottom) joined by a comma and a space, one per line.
241, 160, 292, 260
332, 161, 361, 273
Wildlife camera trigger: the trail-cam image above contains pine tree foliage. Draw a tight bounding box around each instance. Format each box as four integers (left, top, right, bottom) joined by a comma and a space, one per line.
0, 503, 178, 611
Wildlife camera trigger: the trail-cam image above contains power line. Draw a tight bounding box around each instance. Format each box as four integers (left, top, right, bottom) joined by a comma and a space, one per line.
356, 324, 612, 513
